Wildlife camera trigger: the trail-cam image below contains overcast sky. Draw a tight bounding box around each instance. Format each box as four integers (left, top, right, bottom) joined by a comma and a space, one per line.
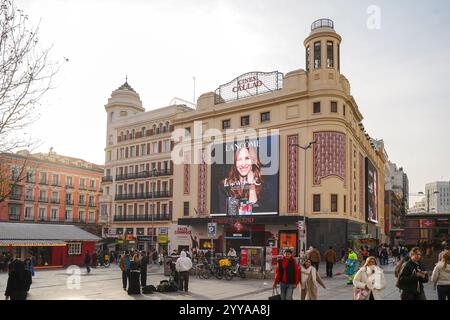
18, 0, 450, 206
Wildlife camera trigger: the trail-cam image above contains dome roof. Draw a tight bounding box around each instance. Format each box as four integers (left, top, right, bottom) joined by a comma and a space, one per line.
116, 80, 136, 93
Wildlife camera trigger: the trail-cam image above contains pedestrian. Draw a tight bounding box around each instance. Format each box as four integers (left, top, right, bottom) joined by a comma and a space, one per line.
431, 251, 450, 300
84, 250, 91, 274
392, 246, 399, 264
128, 254, 141, 295
4, 255, 28, 300
92, 251, 98, 268
307, 246, 321, 271
340, 247, 347, 263
397, 247, 429, 300
353, 256, 386, 300
23, 257, 33, 292
345, 248, 359, 285
159, 252, 164, 266
437, 244, 449, 263
273, 249, 299, 300
299, 259, 326, 300
361, 246, 369, 262
119, 251, 131, 291
324, 246, 337, 278
139, 251, 149, 287
175, 250, 193, 292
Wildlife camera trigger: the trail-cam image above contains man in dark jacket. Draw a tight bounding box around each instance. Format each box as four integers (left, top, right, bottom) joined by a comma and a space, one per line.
5, 255, 28, 300
324, 246, 337, 278
139, 251, 149, 287
273, 249, 299, 300
398, 247, 429, 300
84, 251, 91, 274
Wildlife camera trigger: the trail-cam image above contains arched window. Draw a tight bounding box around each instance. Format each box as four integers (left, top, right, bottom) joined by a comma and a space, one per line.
165, 121, 170, 132
131, 129, 135, 139
142, 127, 146, 137
125, 130, 129, 140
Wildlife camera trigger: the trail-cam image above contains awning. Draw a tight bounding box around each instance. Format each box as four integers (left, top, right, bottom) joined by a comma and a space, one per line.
0, 240, 66, 247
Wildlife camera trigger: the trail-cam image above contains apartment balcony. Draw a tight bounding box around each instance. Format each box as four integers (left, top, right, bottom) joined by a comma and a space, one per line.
113, 213, 172, 222
25, 196, 35, 202
78, 200, 86, 206
66, 184, 74, 189
38, 197, 48, 203
39, 180, 48, 186
8, 214, 21, 221
24, 216, 34, 221
51, 182, 61, 187
79, 185, 87, 191
65, 200, 73, 206
25, 179, 35, 184
50, 198, 60, 204
88, 187, 97, 192
115, 170, 173, 182
9, 193, 22, 201
88, 202, 96, 208
114, 191, 171, 201
102, 176, 113, 183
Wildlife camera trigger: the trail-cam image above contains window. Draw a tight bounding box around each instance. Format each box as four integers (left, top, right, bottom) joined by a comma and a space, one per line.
68, 243, 82, 255
327, 41, 334, 68
314, 41, 321, 69
163, 140, 171, 153
260, 112, 270, 123
11, 167, 19, 180
116, 228, 124, 235
152, 142, 158, 154
39, 190, 47, 201
313, 194, 321, 212
65, 209, 73, 221
130, 146, 135, 158
128, 205, 134, 215
142, 127, 146, 137
331, 194, 338, 212
137, 228, 145, 235
52, 174, 59, 186
222, 119, 231, 129
79, 210, 85, 222
26, 171, 35, 183
51, 208, 58, 221
313, 102, 321, 114
139, 205, 144, 215
25, 189, 33, 200
306, 45, 311, 71
162, 203, 168, 215
79, 194, 85, 204
331, 101, 338, 113
241, 116, 250, 127
80, 178, 85, 188
344, 195, 347, 213
140, 144, 145, 156
183, 202, 189, 216
108, 151, 112, 161
40, 172, 47, 184
25, 207, 33, 220
185, 127, 191, 137
119, 148, 124, 159
51, 191, 58, 202
90, 180, 95, 189
126, 228, 134, 235
38, 208, 46, 220
88, 211, 95, 223
89, 196, 95, 206
8, 205, 20, 220
66, 176, 73, 186
343, 105, 346, 116
337, 43, 340, 71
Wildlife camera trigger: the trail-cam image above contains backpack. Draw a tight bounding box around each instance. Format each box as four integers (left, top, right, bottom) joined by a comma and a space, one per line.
142, 285, 156, 294
157, 280, 170, 292
395, 260, 409, 289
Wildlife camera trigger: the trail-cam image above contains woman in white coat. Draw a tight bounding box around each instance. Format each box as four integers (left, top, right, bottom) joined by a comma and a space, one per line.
299, 259, 326, 300
353, 256, 386, 300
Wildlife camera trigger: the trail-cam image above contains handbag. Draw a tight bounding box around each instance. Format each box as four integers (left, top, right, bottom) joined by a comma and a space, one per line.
269, 287, 281, 300
353, 288, 370, 300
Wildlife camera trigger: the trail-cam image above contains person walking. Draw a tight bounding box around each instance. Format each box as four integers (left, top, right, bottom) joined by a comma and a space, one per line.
139, 251, 149, 287
4, 255, 28, 300
397, 247, 429, 300
273, 249, 299, 300
128, 254, 141, 295
438, 244, 449, 263
345, 249, 359, 285
307, 246, 321, 272
324, 246, 337, 278
175, 250, 193, 293
84, 250, 91, 274
119, 251, 131, 291
299, 259, 326, 300
431, 251, 450, 300
353, 256, 386, 300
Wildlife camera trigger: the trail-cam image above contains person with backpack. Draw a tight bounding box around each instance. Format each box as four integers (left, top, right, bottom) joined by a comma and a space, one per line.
119, 251, 131, 291
273, 249, 299, 300
431, 251, 450, 300
175, 250, 193, 293
397, 247, 429, 300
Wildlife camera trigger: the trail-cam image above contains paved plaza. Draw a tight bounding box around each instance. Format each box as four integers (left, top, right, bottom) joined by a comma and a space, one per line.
0, 261, 438, 300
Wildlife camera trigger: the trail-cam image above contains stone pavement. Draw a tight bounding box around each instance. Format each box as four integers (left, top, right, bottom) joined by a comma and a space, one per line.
0, 261, 438, 300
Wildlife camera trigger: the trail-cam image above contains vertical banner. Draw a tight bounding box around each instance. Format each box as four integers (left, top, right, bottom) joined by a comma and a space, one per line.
365, 157, 378, 223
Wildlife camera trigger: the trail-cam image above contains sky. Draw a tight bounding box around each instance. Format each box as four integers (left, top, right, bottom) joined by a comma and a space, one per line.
16, 0, 450, 206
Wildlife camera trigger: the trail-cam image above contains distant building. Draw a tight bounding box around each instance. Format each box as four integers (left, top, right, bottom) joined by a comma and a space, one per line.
0, 149, 103, 236
424, 181, 450, 214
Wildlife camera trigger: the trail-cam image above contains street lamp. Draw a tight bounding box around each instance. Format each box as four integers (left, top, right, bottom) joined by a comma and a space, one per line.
417, 190, 440, 213
292, 140, 316, 258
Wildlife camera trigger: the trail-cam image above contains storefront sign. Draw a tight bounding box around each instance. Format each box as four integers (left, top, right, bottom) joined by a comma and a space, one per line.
215, 71, 283, 104
211, 217, 254, 225
420, 219, 435, 228
207, 223, 217, 238
159, 227, 168, 235
137, 236, 152, 242
158, 235, 168, 244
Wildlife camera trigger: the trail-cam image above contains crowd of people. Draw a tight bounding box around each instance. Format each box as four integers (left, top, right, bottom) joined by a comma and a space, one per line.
272, 243, 450, 301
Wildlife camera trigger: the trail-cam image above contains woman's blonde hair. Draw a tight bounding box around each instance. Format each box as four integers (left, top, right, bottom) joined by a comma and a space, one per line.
442, 251, 450, 269
363, 256, 377, 269
132, 254, 139, 262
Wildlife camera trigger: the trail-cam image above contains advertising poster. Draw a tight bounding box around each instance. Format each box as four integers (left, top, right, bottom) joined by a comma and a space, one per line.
365, 158, 378, 223
210, 135, 279, 216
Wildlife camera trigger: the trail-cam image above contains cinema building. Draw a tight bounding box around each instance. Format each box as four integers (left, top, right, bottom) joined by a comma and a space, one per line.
172, 19, 388, 258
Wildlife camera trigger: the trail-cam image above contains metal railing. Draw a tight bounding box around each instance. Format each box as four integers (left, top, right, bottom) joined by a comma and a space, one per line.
115, 169, 172, 181
8, 214, 20, 221
311, 18, 334, 31
114, 191, 171, 201
65, 200, 73, 205
113, 213, 172, 222
51, 198, 60, 204
38, 197, 48, 203
102, 176, 113, 182
10, 193, 21, 200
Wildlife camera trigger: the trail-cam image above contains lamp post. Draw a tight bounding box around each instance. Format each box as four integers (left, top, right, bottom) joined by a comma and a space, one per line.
417, 190, 440, 213
292, 140, 316, 258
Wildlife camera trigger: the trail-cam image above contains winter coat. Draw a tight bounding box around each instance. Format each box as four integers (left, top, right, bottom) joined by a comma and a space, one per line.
274, 257, 299, 286
5, 260, 28, 300
84, 253, 91, 265
324, 249, 337, 263
398, 260, 429, 294
431, 262, 450, 286
299, 265, 325, 300
119, 255, 131, 272
353, 266, 386, 300
307, 249, 321, 263
175, 251, 193, 272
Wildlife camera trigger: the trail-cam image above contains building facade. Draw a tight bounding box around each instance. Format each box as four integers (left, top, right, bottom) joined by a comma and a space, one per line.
172, 19, 388, 256
0, 149, 103, 235
101, 81, 192, 253
424, 181, 450, 214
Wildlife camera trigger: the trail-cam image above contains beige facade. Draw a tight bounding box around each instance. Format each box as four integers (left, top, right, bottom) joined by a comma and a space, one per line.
172, 19, 388, 254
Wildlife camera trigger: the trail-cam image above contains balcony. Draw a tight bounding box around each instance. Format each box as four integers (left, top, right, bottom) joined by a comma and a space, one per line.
51, 198, 60, 204
25, 196, 35, 202
38, 197, 48, 203
114, 191, 171, 201
65, 200, 73, 206
26, 179, 35, 184
66, 184, 74, 189
102, 176, 113, 183
88, 202, 96, 208
37, 217, 47, 222
78, 200, 86, 206
113, 213, 172, 222
8, 214, 21, 221
51, 182, 61, 187
39, 180, 48, 186
79, 185, 87, 191
88, 187, 97, 192
115, 170, 173, 181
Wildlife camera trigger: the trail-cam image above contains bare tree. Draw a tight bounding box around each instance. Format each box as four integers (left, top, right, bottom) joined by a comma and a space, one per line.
0, 0, 58, 203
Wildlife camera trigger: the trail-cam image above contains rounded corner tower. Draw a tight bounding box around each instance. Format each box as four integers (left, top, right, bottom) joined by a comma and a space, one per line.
105, 80, 145, 126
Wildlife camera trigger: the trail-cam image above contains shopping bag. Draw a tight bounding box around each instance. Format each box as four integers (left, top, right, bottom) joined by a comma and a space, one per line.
353, 288, 370, 300
269, 287, 281, 300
